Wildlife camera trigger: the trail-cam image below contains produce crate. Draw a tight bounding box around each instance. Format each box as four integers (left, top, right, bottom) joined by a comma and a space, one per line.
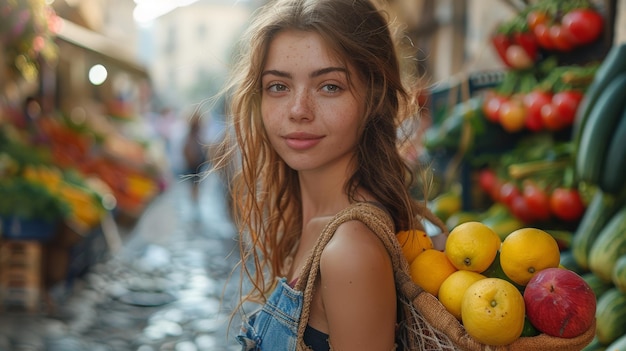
425, 70, 510, 211
0, 240, 43, 312
427, 70, 505, 125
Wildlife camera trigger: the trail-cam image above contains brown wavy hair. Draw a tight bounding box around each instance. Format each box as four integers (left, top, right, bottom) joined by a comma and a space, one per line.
215, 0, 432, 305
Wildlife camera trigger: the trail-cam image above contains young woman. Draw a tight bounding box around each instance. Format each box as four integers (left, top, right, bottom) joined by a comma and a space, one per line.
214, 0, 440, 349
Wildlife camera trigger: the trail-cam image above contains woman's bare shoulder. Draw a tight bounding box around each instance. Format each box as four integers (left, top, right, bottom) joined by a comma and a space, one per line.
320, 220, 392, 278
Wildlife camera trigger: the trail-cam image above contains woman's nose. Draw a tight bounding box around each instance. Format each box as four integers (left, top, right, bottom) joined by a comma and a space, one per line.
289, 90, 313, 122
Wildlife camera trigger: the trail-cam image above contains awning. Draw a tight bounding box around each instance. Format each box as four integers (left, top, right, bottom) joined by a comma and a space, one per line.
55, 18, 149, 78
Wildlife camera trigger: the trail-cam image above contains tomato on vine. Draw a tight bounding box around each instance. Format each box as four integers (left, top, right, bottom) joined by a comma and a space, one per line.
561, 8, 604, 45
499, 99, 527, 133
511, 195, 537, 223
478, 168, 499, 195
550, 187, 585, 222
499, 181, 521, 208
540, 103, 566, 131
533, 23, 555, 50
523, 90, 552, 132
482, 92, 508, 123
526, 10, 550, 31
551, 90, 583, 125
522, 180, 551, 222
549, 24, 576, 51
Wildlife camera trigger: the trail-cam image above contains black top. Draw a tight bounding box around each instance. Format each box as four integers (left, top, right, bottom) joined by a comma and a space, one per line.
304, 324, 330, 351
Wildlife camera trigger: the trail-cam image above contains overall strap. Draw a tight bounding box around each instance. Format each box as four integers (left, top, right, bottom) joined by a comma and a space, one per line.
294, 202, 418, 346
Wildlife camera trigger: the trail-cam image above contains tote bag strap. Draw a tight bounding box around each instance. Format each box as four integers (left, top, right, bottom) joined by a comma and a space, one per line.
294, 202, 423, 345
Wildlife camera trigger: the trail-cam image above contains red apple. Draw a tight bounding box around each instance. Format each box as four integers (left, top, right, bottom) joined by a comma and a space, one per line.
523, 268, 596, 338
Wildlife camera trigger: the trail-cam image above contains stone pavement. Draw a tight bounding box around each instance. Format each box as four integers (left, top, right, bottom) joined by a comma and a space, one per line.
0, 171, 245, 351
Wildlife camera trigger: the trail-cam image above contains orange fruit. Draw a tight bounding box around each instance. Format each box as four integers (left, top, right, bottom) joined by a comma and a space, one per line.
461, 278, 526, 346
445, 221, 501, 273
438, 270, 486, 320
409, 249, 457, 296
500, 228, 560, 286
396, 229, 433, 264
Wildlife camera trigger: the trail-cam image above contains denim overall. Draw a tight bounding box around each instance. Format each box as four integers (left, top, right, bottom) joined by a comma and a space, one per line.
237, 277, 303, 351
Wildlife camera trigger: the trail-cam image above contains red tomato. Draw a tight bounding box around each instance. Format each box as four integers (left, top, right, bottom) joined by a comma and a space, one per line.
482, 93, 507, 123
478, 168, 498, 194
511, 195, 536, 223
550, 188, 585, 222
561, 9, 604, 45
513, 32, 539, 61
505, 44, 534, 69
527, 11, 549, 31
499, 99, 527, 133
552, 90, 583, 125
499, 181, 521, 208
522, 181, 551, 221
533, 23, 555, 50
491, 34, 513, 67
540, 103, 566, 131
549, 24, 576, 51
523, 90, 552, 132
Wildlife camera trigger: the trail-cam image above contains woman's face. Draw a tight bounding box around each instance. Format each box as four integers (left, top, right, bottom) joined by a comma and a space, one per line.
261, 30, 366, 175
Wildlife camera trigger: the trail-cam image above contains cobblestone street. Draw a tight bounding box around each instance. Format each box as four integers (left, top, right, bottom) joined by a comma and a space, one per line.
0, 172, 243, 351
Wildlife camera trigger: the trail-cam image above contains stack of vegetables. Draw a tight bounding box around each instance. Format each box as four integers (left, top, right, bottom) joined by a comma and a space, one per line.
0, 123, 108, 238
425, 0, 626, 348
566, 42, 626, 351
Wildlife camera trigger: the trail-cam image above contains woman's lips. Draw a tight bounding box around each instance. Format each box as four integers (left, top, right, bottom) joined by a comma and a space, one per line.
283, 132, 323, 150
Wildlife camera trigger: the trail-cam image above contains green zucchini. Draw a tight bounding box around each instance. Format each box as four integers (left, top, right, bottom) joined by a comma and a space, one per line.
576, 72, 626, 184
572, 189, 623, 270
589, 206, 626, 282
596, 288, 626, 345
573, 43, 626, 157
599, 106, 626, 194
613, 255, 626, 293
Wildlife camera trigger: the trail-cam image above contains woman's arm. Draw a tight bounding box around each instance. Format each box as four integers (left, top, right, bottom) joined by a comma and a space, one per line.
319, 220, 397, 351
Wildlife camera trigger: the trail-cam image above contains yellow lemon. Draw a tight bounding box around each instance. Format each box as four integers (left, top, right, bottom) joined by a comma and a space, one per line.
438, 270, 486, 320
500, 228, 560, 286
430, 191, 462, 222
461, 278, 525, 346
396, 229, 434, 264
445, 221, 501, 273
409, 249, 457, 296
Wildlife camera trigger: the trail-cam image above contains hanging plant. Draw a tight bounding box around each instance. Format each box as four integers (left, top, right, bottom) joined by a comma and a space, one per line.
0, 0, 60, 84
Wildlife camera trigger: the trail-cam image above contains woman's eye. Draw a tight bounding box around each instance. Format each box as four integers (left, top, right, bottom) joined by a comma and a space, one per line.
322, 84, 341, 93
267, 83, 287, 92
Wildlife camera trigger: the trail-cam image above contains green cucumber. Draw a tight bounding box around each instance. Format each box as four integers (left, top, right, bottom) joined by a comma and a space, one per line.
560, 250, 585, 274
596, 288, 626, 345
572, 189, 623, 270
581, 272, 613, 300
574, 43, 626, 156
582, 337, 607, 351
576, 72, 626, 184
599, 106, 626, 194
605, 333, 626, 351
589, 206, 626, 282
613, 255, 626, 293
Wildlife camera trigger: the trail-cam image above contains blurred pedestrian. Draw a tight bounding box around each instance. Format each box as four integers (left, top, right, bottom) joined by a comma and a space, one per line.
154, 107, 176, 154
183, 111, 207, 203
211, 0, 445, 350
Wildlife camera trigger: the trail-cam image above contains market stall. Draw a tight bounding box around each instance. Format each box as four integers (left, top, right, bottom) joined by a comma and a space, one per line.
0, 1, 165, 312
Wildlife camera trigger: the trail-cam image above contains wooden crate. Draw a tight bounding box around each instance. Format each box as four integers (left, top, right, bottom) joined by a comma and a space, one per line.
0, 240, 43, 312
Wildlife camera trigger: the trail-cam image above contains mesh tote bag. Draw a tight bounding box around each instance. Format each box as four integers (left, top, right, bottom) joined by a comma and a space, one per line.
294, 202, 596, 351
